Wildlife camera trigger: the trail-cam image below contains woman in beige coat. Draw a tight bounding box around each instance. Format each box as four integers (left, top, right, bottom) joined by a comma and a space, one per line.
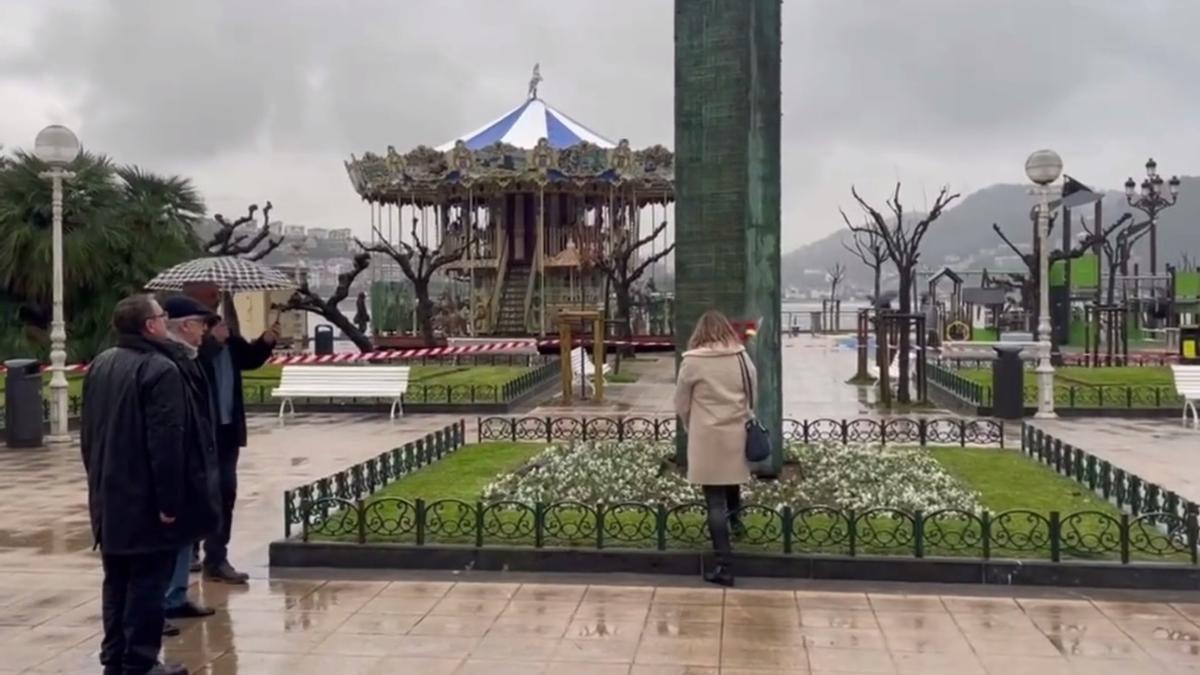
674, 310, 756, 587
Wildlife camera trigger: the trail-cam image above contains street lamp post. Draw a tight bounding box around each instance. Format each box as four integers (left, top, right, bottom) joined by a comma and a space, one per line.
34, 125, 81, 444
1025, 149, 1063, 419
1125, 158, 1181, 275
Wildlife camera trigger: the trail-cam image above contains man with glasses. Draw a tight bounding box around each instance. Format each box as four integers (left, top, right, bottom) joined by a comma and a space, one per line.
81, 295, 194, 675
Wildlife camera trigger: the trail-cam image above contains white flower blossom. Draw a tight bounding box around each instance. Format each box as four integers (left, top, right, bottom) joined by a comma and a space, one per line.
481, 441, 980, 513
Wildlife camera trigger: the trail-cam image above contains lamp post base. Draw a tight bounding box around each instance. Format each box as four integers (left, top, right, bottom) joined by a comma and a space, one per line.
45, 433, 73, 445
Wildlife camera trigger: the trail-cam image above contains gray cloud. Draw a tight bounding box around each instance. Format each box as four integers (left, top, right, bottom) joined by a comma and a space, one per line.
2, 0, 1199, 251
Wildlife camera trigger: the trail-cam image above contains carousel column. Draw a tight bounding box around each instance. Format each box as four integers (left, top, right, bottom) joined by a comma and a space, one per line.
675, 0, 783, 476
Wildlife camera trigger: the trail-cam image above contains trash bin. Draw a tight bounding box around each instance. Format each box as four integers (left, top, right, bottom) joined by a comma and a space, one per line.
809, 311, 823, 335
4, 359, 44, 448
1181, 325, 1200, 364
991, 345, 1025, 420
313, 325, 335, 356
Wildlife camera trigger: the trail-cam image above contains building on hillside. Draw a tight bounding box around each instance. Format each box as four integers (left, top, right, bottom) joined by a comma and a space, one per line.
307, 227, 329, 240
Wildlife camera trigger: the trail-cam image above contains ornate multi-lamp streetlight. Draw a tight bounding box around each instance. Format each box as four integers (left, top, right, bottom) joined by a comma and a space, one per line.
1026, 149, 1063, 418
1124, 158, 1181, 275
33, 124, 81, 443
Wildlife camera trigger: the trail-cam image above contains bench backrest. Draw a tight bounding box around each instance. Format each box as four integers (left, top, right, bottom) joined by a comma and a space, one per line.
277, 365, 411, 391
569, 347, 597, 374
1172, 365, 1200, 396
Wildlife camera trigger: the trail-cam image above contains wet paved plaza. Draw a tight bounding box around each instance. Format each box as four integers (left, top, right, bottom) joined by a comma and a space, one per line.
1030, 417, 1200, 505
534, 335, 892, 419
2, 338, 1198, 673
5, 572, 1200, 673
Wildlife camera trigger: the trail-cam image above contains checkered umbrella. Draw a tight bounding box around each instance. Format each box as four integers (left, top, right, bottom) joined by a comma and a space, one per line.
145, 256, 296, 292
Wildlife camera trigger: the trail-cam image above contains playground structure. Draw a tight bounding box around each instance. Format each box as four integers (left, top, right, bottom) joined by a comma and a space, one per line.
917, 268, 1016, 345
913, 259, 1200, 365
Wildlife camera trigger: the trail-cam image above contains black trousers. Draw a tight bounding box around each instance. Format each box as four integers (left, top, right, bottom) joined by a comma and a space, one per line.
701, 485, 742, 565
203, 424, 240, 567
101, 550, 175, 674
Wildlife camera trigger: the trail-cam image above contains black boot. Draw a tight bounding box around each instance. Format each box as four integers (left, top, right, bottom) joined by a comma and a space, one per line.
703, 562, 734, 588
203, 560, 249, 585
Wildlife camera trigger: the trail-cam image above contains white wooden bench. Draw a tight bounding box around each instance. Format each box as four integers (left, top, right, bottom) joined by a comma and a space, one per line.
1171, 364, 1200, 429
569, 347, 610, 394
271, 365, 411, 422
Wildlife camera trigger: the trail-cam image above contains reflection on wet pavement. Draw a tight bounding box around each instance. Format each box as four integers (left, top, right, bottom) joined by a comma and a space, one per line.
5, 578, 1200, 673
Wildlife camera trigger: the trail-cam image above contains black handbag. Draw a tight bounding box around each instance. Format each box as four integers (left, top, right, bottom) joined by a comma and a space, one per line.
737, 353, 771, 463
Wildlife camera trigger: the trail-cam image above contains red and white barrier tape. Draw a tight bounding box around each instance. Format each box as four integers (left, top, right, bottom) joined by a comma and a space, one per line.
2, 337, 678, 372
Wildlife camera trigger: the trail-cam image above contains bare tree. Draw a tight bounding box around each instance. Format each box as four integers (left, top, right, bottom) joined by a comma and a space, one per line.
358, 220, 471, 345
201, 202, 287, 335
1086, 213, 1146, 305
827, 262, 846, 301
578, 220, 675, 351
275, 252, 374, 352
843, 183, 960, 404
205, 202, 284, 261
841, 224, 888, 304
992, 209, 1099, 337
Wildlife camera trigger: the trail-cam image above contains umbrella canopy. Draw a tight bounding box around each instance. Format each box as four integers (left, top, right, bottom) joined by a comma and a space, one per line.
145, 256, 296, 292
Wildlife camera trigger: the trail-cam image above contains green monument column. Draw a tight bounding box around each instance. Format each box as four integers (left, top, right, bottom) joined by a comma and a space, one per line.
674, 0, 783, 476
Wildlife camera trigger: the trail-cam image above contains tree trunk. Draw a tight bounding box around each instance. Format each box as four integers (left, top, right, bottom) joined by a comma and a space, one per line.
415, 289, 436, 345
872, 267, 881, 307
896, 271, 913, 404
615, 280, 634, 357
1106, 263, 1119, 305
324, 309, 374, 352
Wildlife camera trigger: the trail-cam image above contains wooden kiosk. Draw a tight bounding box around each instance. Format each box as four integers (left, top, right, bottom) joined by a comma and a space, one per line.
557, 310, 606, 403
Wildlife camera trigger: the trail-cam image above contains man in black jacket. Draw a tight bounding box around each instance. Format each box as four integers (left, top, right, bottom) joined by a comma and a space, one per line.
81, 295, 201, 675
160, 296, 223, 624
182, 281, 277, 583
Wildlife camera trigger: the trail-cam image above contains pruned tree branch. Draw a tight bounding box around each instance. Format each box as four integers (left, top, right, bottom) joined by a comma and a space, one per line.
275, 251, 373, 352
206, 200, 285, 260
356, 219, 473, 344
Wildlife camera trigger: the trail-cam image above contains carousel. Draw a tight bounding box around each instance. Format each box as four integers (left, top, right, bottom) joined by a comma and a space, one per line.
344, 68, 675, 337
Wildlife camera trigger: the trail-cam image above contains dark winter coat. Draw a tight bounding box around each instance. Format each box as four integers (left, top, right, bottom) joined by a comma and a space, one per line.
167, 344, 223, 544
80, 335, 221, 554
197, 333, 273, 448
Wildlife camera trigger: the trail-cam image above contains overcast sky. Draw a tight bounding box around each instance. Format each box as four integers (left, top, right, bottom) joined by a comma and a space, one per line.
3, 0, 1199, 252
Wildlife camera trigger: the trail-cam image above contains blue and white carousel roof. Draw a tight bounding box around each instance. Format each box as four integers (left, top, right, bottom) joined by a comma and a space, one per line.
436, 96, 616, 152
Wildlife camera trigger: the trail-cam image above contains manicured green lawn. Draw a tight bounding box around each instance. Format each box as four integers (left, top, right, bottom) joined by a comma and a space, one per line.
930, 448, 1113, 514
368, 443, 542, 502
955, 366, 1172, 388
606, 371, 640, 384
951, 366, 1179, 407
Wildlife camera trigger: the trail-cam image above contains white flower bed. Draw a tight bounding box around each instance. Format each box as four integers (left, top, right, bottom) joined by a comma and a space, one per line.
481, 441, 980, 513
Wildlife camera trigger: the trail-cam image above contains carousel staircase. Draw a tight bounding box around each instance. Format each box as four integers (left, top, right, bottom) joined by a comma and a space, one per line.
495, 266, 531, 334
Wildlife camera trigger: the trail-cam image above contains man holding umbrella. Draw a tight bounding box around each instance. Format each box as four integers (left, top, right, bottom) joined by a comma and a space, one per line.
182, 281, 278, 583
147, 256, 294, 583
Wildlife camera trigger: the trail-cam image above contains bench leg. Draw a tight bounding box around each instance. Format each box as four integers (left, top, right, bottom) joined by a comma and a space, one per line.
278, 399, 287, 425
390, 398, 403, 421
1186, 400, 1199, 430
